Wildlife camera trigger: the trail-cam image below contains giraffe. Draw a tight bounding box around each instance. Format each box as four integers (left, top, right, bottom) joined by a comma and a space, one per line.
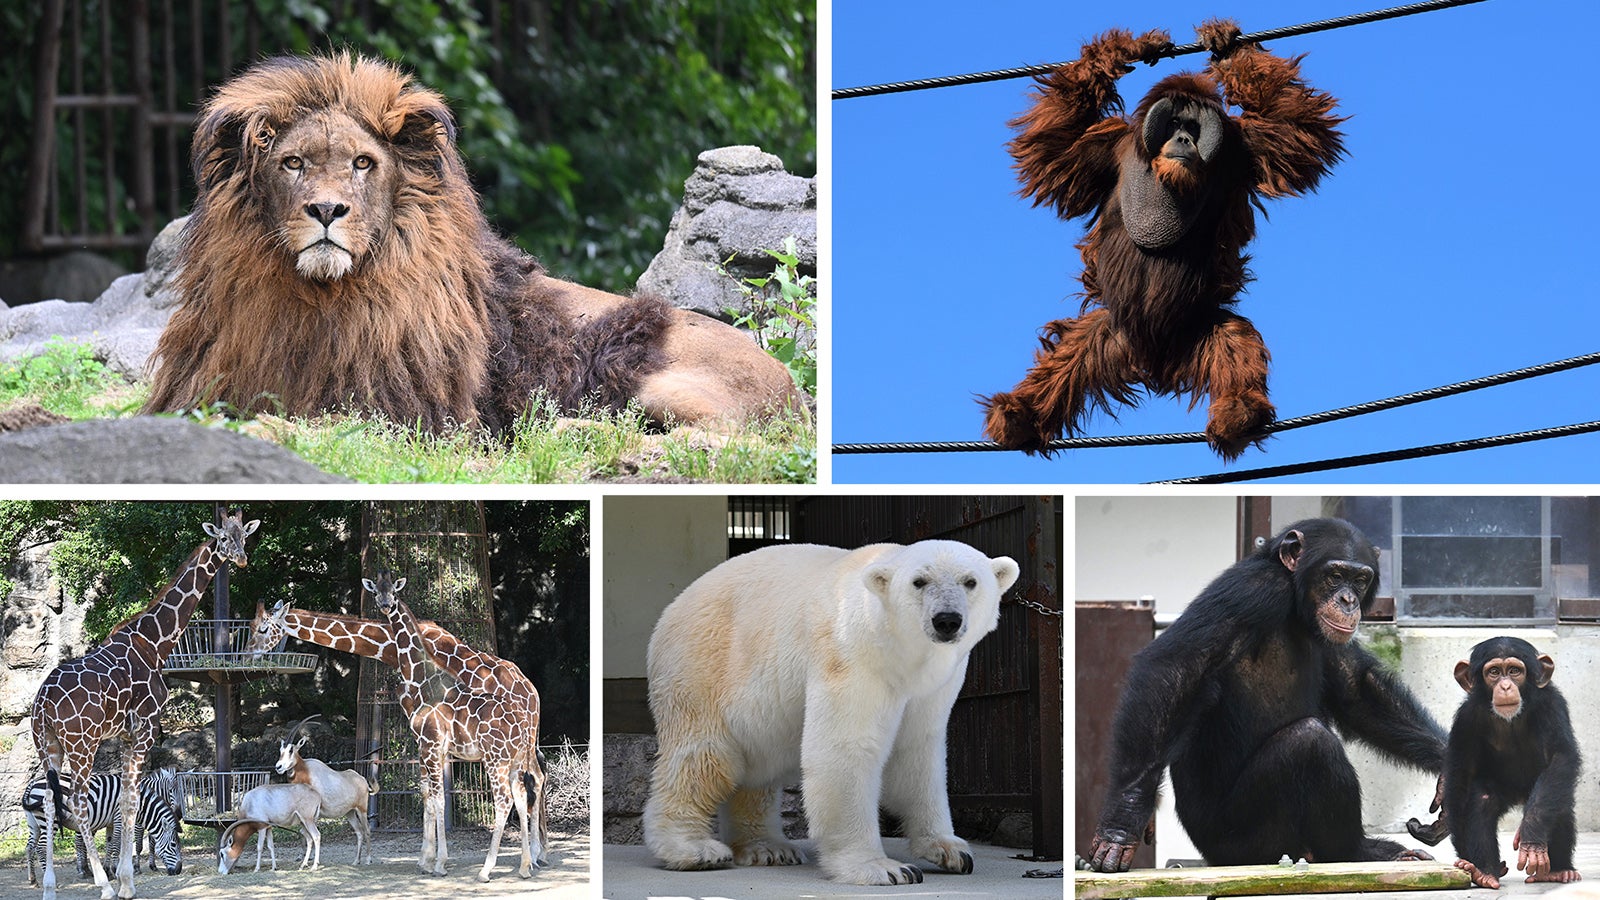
365, 572, 543, 881
242, 579, 546, 877
30, 509, 259, 900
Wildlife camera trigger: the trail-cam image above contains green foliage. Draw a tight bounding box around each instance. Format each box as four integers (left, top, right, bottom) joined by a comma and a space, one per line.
723, 236, 817, 397
2, 502, 360, 643
0, 338, 124, 417
0, 500, 594, 742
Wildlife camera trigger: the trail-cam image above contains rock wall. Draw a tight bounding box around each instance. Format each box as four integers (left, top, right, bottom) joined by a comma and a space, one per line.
0, 541, 88, 831
602, 732, 806, 845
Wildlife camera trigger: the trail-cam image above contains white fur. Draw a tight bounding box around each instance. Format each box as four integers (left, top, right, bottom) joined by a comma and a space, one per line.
643, 540, 1020, 885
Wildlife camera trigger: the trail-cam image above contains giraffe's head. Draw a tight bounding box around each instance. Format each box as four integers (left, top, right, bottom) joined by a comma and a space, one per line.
362, 571, 408, 616
202, 509, 260, 568
244, 599, 292, 657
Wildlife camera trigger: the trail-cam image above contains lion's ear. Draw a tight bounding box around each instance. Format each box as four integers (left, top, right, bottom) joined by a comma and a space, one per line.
387, 93, 457, 153
191, 107, 275, 193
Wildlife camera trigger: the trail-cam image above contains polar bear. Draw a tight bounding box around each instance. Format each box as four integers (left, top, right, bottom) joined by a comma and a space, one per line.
642, 540, 1020, 885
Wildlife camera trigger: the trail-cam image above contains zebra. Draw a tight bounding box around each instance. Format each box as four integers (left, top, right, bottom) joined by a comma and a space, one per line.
22, 768, 184, 885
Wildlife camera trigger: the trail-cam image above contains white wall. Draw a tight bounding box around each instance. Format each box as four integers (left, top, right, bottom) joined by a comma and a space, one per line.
1075, 496, 1237, 616
602, 495, 729, 679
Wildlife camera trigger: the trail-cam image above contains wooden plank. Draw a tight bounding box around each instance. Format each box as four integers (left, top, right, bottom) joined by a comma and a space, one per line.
1075, 860, 1471, 898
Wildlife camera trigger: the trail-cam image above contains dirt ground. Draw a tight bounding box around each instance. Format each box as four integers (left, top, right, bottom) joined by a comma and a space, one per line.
1, 831, 590, 900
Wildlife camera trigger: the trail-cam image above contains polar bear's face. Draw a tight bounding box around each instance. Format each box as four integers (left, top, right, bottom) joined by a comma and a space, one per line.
865, 542, 1022, 646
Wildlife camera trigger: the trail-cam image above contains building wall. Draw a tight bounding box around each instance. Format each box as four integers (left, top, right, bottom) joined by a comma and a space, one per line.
602, 495, 728, 679
1075, 496, 1237, 616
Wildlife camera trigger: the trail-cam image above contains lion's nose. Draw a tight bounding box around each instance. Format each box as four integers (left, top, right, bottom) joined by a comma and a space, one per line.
305, 202, 350, 226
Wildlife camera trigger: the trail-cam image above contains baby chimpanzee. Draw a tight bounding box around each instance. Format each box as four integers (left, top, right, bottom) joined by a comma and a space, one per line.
1416, 636, 1582, 889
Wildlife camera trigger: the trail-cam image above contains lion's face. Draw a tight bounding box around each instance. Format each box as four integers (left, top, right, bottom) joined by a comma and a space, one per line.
266, 110, 398, 280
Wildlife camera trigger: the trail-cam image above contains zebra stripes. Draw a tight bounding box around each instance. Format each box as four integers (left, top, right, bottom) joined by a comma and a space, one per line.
22, 768, 184, 885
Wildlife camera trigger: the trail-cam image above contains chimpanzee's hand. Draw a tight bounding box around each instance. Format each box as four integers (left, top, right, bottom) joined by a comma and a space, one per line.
1087, 822, 1153, 873
1518, 839, 1552, 879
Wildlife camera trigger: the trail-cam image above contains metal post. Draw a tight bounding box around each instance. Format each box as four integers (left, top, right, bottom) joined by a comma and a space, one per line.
22, 0, 66, 251
212, 502, 233, 813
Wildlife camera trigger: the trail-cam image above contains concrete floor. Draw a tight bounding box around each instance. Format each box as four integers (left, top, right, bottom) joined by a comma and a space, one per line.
602, 839, 1063, 899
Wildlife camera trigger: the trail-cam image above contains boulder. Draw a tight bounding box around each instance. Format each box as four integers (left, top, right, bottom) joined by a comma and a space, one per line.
0, 418, 347, 483
0, 217, 187, 380
637, 146, 816, 332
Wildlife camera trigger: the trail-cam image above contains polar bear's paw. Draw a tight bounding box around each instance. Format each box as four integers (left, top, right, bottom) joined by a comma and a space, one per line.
830, 857, 925, 885
658, 838, 735, 870
732, 838, 805, 867
912, 835, 976, 874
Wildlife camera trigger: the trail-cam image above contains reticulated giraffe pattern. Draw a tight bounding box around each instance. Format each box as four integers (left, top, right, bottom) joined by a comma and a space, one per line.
30, 510, 258, 900
365, 572, 545, 882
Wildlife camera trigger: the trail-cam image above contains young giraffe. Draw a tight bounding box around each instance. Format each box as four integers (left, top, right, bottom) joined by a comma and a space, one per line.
242, 580, 547, 877
31, 509, 258, 900
366, 572, 543, 881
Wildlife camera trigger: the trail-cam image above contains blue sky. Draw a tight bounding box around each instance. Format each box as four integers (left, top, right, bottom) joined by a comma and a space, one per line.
830, 0, 1600, 484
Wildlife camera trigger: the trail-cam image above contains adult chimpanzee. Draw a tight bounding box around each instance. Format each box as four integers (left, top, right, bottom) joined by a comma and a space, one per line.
1424, 637, 1581, 889
1086, 518, 1445, 872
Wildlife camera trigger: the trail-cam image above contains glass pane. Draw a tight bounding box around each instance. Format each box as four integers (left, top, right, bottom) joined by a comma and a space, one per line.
1400, 536, 1542, 588
1401, 497, 1541, 536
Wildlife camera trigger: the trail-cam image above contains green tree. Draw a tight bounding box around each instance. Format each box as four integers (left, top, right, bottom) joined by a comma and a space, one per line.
0, 500, 592, 741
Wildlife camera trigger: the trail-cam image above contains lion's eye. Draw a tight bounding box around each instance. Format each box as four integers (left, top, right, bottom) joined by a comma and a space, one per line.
283, 156, 302, 171
354, 155, 374, 171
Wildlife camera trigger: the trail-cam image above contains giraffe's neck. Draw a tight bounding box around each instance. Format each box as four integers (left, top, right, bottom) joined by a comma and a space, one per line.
423, 627, 534, 706
382, 600, 430, 720
285, 609, 526, 702
416, 621, 515, 688
127, 542, 219, 661
284, 609, 399, 667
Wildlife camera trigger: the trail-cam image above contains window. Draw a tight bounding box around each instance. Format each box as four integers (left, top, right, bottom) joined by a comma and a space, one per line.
1334, 497, 1600, 625
727, 497, 793, 556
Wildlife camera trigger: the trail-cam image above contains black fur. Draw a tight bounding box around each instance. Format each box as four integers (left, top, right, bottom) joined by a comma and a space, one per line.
1088, 518, 1445, 870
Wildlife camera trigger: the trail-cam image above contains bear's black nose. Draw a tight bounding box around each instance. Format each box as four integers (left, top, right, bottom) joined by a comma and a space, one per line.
932, 612, 963, 638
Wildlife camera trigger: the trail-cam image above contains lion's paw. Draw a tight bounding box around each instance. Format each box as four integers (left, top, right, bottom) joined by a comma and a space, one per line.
911, 835, 975, 874
732, 838, 805, 867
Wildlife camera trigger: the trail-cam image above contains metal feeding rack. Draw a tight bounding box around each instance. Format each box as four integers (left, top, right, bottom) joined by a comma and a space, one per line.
162, 618, 319, 684
173, 769, 270, 828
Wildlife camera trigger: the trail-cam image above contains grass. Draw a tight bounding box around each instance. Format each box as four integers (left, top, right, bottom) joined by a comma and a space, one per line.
0, 342, 815, 484
0, 338, 135, 419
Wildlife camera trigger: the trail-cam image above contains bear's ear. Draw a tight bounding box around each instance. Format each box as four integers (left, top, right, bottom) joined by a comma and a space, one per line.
991, 556, 1021, 593
864, 565, 896, 601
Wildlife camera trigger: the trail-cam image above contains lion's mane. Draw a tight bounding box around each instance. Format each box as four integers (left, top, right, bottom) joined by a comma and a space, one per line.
143, 53, 667, 432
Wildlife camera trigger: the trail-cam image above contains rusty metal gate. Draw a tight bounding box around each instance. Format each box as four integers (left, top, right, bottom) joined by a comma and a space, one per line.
22, 0, 265, 253
789, 495, 1063, 860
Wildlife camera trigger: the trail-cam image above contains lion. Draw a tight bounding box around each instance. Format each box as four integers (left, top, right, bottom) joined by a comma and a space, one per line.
142, 53, 804, 433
